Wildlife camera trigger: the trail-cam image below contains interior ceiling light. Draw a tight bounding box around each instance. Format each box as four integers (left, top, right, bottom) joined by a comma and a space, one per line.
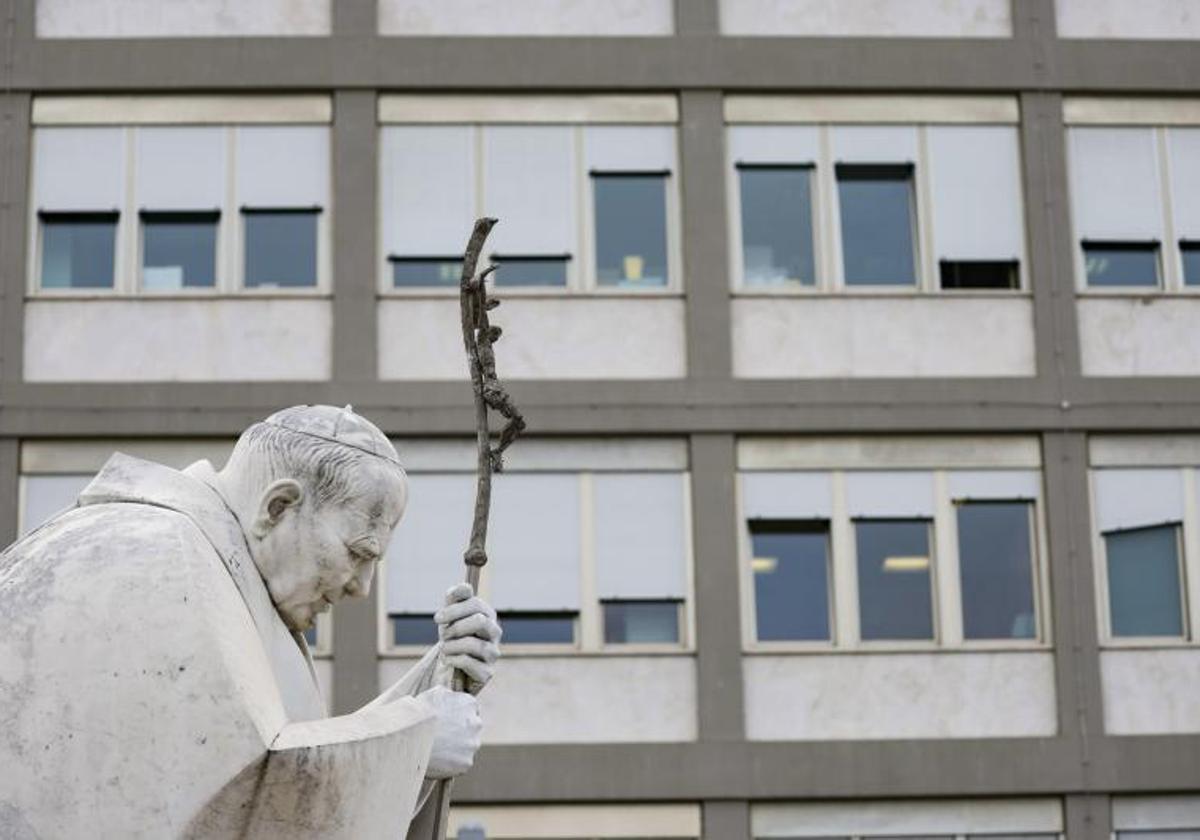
882, 555, 929, 572
751, 556, 778, 573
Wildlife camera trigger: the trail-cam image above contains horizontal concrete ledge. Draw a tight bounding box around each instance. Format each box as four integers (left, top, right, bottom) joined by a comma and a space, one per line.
7, 36, 1200, 93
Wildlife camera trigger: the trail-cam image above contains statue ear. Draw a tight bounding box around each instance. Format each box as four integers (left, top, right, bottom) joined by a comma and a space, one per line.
252, 479, 304, 537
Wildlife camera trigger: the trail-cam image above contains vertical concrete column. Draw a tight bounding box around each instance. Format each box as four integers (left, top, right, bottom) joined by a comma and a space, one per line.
1041, 432, 1105, 790
331, 90, 383, 714
1065, 793, 1112, 840
690, 434, 745, 740
675, 0, 720, 35
332, 0, 376, 36
678, 91, 733, 379
703, 800, 750, 840
0, 439, 19, 545
0, 93, 31, 387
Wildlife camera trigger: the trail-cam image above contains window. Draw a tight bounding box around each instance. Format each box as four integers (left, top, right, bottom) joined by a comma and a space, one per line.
748, 520, 832, 642
1083, 241, 1160, 287
855, 519, 935, 641
592, 172, 669, 288
141, 210, 218, 290
492, 254, 570, 288
940, 260, 1019, 290
243, 208, 319, 288
1181, 240, 1200, 286
736, 164, 816, 287
837, 164, 918, 286
1105, 524, 1185, 638
39, 211, 118, 289
957, 501, 1037, 640
389, 257, 462, 289
1117, 832, 1200, 839
602, 599, 681, 644
392, 613, 439, 646
497, 612, 577, 644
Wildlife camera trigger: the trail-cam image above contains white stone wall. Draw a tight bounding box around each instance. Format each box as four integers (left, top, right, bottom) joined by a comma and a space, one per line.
36, 0, 330, 38
1101, 649, 1200, 734
379, 0, 674, 36
381, 656, 697, 743
24, 299, 331, 382
719, 0, 1011, 37
379, 297, 686, 380
1078, 297, 1200, 376
744, 652, 1057, 740
732, 297, 1036, 378
1057, 0, 1200, 40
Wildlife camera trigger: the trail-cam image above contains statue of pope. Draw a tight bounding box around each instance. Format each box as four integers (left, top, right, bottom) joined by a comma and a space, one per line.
0, 405, 502, 839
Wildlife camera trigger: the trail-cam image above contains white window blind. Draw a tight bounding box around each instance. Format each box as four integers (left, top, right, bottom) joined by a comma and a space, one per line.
830, 125, 919, 164
482, 126, 576, 257
34, 127, 125, 210
741, 472, 832, 520
236, 125, 329, 208
845, 471, 935, 518
380, 126, 476, 256
927, 125, 1025, 262
728, 125, 820, 165
1069, 127, 1164, 241
948, 469, 1041, 501
584, 126, 676, 172
20, 474, 91, 536
487, 473, 581, 611
134, 127, 225, 210
385, 473, 476, 614
593, 473, 687, 600
1169, 128, 1200, 241
1093, 468, 1184, 533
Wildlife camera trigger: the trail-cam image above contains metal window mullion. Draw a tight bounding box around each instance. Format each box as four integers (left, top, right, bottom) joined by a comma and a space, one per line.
226, 127, 241, 293
734, 473, 756, 648
1181, 466, 1200, 641
726, 132, 745, 291
1158, 126, 1183, 292
578, 471, 601, 650
680, 470, 698, 650
120, 126, 137, 294
576, 125, 594, 293
915, 124, 937, 293
830, 470, 859, 648
1088, 469, 1115, 644
1033, 494, 1054, 645
818, 125, 841, 291
934, 470, 964, 646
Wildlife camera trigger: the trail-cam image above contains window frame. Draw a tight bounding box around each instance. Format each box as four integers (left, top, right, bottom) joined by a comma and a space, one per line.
34, 209, 121, 292
738, 468, 1052, 654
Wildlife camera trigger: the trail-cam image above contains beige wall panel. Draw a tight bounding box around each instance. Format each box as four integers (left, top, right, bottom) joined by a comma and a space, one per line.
381, 656, 697, 743
1079, 298, 1200, 376
732, 297, 1035, 378
379, 0, 673, 36
1057, 0, 1200, 40
744, 652, 1057, 740
719, 0, 1011, 37
24, 299, 331, 382
37, 0, 330, 38
1102, 649, 1200, 734
379, 297, 686, 380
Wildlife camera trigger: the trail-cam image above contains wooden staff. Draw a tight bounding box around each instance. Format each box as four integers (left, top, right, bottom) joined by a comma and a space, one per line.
430, 217, 526, 839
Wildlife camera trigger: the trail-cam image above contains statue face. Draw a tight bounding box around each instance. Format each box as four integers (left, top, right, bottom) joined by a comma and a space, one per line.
255, 466, 408, 632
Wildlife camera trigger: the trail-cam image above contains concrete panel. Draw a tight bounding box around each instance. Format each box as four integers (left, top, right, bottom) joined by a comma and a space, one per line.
1102, 649, 1200, 734
24, 299, 331, 382
380, 656, 698, 743
37, 0, 330, 38
1057, 0, 1200, 40
378, 0, 673, 36
719, 0, 1011, 37
744, 652, 1057, 740
379, 297, 686, 380
731, 297, 1035, 378
1079, 297, 1200, 377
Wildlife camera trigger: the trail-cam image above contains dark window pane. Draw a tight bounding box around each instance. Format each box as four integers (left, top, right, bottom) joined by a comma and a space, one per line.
940, 260, 1019, 290
593, 173, 668, 288
244, 209, 318, 288
602, 600, 680, 644
40, 213, 117, 289
392, 258, 462, 289
1117, 832, 1200, 839
498, 611, 576, 644
749, 521, 832, 642
856, 519, 934, 641
1182, 241, 1200, 286
493, 255, 569, 288
738, 165, 815, 286
837, 165, 917, 286
392, 613, 439, 646
1084, 242, 1159, 287
302, 625, 319, 647
1106, 524, 1184, 637
142, 212, 217, 290
958, 501, 1037, 640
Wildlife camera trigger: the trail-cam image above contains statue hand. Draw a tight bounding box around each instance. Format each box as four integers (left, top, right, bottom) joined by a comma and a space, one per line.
435, 583, 502, 695
418, 686, 482, 779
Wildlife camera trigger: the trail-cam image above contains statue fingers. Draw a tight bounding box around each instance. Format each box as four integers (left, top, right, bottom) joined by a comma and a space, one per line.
443, 582, 474, 605
435, 596, 497, 627
441, 612, 502, 643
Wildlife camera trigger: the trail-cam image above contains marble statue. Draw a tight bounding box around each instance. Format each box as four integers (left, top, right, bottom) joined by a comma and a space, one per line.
0, 405, 503, 839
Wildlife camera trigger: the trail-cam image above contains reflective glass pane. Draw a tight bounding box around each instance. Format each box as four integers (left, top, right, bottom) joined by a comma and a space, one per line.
838, 167, 917, 286
493, 256, 569, 288
1084, 243, 1159, 287
940, 260, 1019, 290
1183, 242, 1200, 286
244, 210, 318, 288
1117, 832, 1200, 839
602, 600, 680, 644
1106, 524, 1184, 637
392, 613, 439, 646
958, 501, 1037, 640
142, 214, 217, 290
738, 166, 815, 287
392, 258, 462, 289
855, 519, 934, 641
302, 625, 319, 646
593, 174, 668, 288
498, 612, 576, 644
749, 521, 831, 642
40, 215, 117, 289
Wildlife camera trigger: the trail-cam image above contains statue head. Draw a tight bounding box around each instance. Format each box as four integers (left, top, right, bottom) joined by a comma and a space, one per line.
218, 405, 408, 632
